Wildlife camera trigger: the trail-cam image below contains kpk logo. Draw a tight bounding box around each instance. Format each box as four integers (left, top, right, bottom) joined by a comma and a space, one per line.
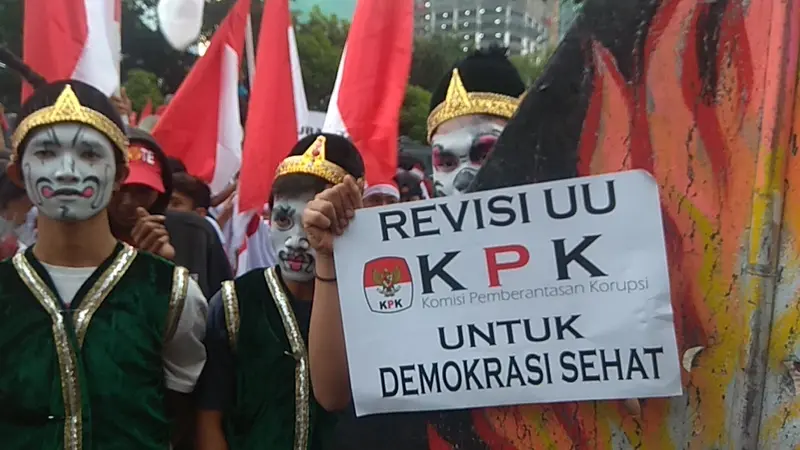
363, 257, 414, 313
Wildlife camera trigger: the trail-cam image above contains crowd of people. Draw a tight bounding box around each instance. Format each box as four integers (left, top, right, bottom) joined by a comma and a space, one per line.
0, 43, 527, 449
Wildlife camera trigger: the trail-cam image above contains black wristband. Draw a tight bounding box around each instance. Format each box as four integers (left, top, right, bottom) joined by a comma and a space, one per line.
315, 274, 337, 283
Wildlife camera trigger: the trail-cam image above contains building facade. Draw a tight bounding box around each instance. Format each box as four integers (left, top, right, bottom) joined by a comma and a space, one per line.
414, 0, 556, 55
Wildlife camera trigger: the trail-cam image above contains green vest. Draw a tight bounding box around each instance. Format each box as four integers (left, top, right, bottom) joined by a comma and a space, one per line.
221, 267, 336, 450
0, 243, 190, 450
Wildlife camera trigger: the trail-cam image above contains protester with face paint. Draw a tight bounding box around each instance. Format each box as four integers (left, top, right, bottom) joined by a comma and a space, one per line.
196, 133, 364, 450
0, 60, 207, 449
428, 46, 525, 197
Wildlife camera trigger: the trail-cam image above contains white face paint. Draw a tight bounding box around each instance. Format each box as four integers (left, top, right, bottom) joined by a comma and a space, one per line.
270, 193, 316, 282
431, 119, 504, 197
21, 124, 117, 222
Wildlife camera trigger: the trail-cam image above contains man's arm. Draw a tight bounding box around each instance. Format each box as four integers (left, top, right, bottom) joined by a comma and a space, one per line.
196, 290, 235, 450
162, 277, 208, 445
303, 177, 362, 412
308, 254, 352, 411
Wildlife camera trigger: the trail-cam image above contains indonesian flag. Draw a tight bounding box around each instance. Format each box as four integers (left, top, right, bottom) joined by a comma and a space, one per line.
152, 0, 251, 195
363, 257, 413, 314
323, 0, 414, 199
232, 0, 309, 276
22, 0, 121, 99
157, 0, 205, 51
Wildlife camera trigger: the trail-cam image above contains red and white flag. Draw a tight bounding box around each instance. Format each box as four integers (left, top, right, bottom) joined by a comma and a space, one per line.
323, 0, 414, 199
232, 0, 309, 276
152, 0, 250, 195
22, 0, 121, 99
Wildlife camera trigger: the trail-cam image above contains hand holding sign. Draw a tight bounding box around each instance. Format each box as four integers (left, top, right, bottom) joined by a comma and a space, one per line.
303, 175, 362, 256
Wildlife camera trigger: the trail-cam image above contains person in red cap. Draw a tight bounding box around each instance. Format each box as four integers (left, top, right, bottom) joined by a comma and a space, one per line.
108, 128, 175, 260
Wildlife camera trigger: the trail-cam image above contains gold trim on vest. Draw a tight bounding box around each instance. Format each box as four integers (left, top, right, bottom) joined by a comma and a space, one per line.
164, 266, 190, 342
264, 267, 310, 450
221, 280, 240, 350
74, 244, 137, 347
12, 253, 84, 450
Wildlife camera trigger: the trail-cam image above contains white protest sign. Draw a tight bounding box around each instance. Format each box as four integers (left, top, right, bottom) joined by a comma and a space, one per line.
333, 170, 682, 417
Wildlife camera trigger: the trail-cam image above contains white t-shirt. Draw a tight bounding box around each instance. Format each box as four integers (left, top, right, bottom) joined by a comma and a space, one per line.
41, 262, 209, 394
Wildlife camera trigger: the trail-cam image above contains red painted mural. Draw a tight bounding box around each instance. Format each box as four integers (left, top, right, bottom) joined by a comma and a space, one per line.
436, 0, 800, 448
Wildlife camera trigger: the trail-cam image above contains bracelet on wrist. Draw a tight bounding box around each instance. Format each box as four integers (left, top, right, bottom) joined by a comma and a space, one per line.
315, 273, 337, 283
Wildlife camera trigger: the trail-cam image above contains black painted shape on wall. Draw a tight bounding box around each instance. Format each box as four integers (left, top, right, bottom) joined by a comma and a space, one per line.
469, 0, 662, 193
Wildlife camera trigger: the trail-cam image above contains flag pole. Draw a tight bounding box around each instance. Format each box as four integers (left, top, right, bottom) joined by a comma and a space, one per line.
245, 13, 256, 90
115, 0, 128, 124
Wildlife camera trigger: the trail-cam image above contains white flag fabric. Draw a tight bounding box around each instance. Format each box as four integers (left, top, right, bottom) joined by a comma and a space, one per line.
158, 0, 206, 51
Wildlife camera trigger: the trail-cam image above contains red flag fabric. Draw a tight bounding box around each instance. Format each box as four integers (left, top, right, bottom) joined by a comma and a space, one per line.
22, 0, 119, 99
323, 0, 414, 198
152, 0, 250, 193
238, 0, 297, 212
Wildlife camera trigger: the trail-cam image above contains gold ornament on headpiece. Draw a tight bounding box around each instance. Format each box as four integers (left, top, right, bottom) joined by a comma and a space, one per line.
275, 135, 348, 185
10, 85, 130, 163
426, 69, 522, 143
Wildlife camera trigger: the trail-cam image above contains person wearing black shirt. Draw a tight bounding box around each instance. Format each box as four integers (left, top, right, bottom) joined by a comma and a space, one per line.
165, 209, 231, 298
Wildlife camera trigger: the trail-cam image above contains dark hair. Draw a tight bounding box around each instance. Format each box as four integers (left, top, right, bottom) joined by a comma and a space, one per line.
398, 153, 423, 172
395, 170, 423, 200
127, 127, 173, 214
172, 172, 211, 210
429, 45, 525, 115
0, 156, 26, 209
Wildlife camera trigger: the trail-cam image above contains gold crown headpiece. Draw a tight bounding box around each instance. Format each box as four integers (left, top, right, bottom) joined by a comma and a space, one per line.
275, 136, 348, 185
426, 69, 522, 143
10, 85, 130, 163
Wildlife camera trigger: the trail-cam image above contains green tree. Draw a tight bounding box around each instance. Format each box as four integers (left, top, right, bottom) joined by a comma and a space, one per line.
293, 6, 349, 110
399, 85, 432, 142
510, 47, 556, 86
409, 35, 465, 92
123, 69, 164, 112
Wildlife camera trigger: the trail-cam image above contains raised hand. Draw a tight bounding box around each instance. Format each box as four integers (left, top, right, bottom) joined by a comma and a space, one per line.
302, 175, 363, 256
132, 207, 176, 260
110, 87, 133, 119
